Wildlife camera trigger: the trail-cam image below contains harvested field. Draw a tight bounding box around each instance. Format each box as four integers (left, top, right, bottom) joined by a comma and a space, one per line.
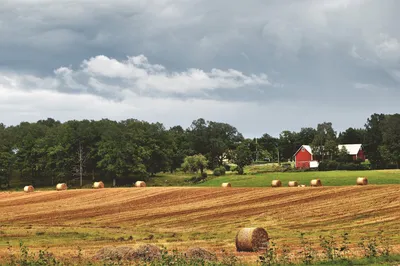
0, 185, 399, 263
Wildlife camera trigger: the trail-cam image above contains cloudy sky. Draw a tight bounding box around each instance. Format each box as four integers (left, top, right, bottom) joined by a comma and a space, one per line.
1, 0, 399, 137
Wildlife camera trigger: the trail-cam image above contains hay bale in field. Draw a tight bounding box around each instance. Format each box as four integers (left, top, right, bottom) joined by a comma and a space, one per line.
93, 246, 136, 260
271, 180, 282, 187
221, 182, 232, 188
310, 179, 322, 187
93, 181, 104, 189
235, 227, 269, 252
23, 185, 34, 193
134, 244, 161, 261
288, 181, 298, 187
135, 181, 146, 187
93, 245, 160, 261
56, 183, 67, 191
298, 184, 307, 187
357, 177, 368, 185
185, 247, 216, 261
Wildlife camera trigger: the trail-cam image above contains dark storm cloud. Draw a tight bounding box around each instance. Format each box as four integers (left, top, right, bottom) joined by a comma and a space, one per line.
1, 0, 400, 135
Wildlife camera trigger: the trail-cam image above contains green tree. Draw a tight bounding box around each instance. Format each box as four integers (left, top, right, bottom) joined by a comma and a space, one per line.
233, 140, 253, 174
297, 127, 317, 145
258, 133, 279, 162
338, 127, 366, 144
188, 118, 243, 168
279, 130, 298, 161
380, 114, 400, 168
364, 114, 385, 168
336, 146, 350, 163
311, 122, 337, 160
181, 154, 208, 174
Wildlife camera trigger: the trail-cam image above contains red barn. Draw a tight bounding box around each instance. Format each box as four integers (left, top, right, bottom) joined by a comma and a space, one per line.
294, 145, 318, 169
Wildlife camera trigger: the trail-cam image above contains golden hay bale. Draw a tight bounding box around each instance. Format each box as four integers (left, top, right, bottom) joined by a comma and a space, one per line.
357, 177, 368, 185
288, 181, 298, 187
221, 183, 232, 188
271, 180, 282, 187
135, 181, 146, 187
235, 227, 269, 252
310, 179, 322, 187
56, 183, 68, 191
93, 181, 105, 189
23, 185, 34, 193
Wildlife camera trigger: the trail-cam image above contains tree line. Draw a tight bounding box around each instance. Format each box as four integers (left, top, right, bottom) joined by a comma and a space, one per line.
0, 113, 399, 188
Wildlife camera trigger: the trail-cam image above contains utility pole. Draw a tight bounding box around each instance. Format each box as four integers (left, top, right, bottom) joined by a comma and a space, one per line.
255, 138, 258, 162
79, 141, 83, 188
276, 143, 280, 165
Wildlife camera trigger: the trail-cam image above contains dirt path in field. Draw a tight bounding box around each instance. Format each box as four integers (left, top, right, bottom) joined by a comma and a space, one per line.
0, 185, 399, 262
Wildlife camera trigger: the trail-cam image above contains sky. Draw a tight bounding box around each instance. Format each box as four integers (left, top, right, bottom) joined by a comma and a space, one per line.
1, 0, 399, 137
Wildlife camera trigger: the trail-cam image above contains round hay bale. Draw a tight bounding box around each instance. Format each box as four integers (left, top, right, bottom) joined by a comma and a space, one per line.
357, 177, 368, 185
271, 180, 282, 187
135, 181, 146, 187
221, 182, 232, 188
23, 185, 34, 193
288, 181, 298, 187
235, 227, 269, 252
56, 183, 67, 191
93, 181, 105, 189
310, 179, 322, 187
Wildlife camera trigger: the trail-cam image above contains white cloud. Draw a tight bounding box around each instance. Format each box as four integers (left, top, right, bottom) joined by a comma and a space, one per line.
1, 54, 272, 99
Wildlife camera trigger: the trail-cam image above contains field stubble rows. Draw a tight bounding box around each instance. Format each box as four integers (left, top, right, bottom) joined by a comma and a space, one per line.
0, 185, 399, 262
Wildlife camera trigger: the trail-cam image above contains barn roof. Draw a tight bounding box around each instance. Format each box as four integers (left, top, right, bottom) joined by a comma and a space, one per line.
294, 145, 313, 156
338, 144, 362, 155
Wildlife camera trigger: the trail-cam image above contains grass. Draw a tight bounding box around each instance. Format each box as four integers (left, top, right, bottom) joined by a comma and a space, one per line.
144, 168, 400, 187
197, 169, 400, 187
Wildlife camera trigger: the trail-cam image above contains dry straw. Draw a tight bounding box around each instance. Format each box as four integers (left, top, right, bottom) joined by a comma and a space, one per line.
56, 183, 68, 191
135, 181, 146, 187
288, 181, 298, 187
271, 180, 282, 187
221, 183, 232, 188
357, 177, 368, 185
235, 227, 269, 252
310, 179, 322, 187
93, 181, 105, 189
23, 185, 34, 193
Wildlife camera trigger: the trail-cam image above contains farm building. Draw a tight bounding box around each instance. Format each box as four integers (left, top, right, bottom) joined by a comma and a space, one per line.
294, 145, 319, 169
337, 144, 365, 161
294, 144, 365, 169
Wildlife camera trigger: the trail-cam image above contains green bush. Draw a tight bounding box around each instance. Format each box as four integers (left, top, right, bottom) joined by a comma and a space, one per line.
201, 172, 208, 179
213, 168, 221, 176
318, 160, 369, 171
237, 166, 244, 175
219, 166, 226, 176
223, 164, 231, 172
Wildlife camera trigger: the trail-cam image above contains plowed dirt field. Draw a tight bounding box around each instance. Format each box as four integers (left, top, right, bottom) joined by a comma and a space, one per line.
0, 185, 399, 262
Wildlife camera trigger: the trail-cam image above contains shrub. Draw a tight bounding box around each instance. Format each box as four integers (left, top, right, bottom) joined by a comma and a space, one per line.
230, 164, 238, 172
201, 172, 208, 179
213, 168, 221, 176
224, 164, 231, 172
237, 166, 244, 175
219, 166, 226, 176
